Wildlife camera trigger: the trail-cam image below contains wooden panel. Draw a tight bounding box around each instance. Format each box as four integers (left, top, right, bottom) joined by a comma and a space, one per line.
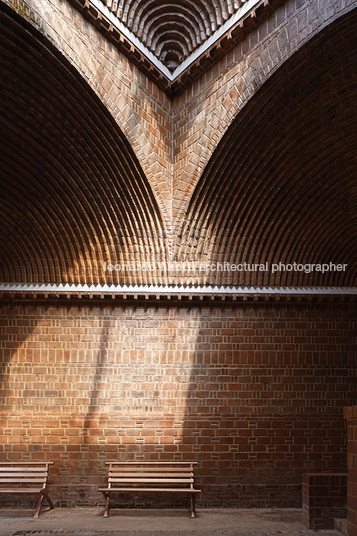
99, 487, 201, 493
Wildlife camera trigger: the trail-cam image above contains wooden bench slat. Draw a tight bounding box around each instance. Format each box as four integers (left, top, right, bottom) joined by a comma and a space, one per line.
0, 488, 44, 493
109, 472, 193, 478
0, 467, 49, 472
109, 478, 193, 484
0, 462, 53, 464
0, 473, 48, 482
0, 478, 47, 483
99, 487, 201, 493
106, 461, 197, 465
108, 467, 194, 472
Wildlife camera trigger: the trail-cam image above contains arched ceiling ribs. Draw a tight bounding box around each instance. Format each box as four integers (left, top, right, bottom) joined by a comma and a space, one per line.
0, 4, 167, 286
136, 4, 208, 45
0, 76, 125, 284
149, 23, 193, 55
101, 0, 245, 69
0, 202, 56, 284
149, 20, 200, 53
175, 8, 357, 287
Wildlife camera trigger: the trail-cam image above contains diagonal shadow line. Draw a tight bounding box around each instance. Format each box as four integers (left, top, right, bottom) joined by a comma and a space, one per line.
82, 316, 114, 440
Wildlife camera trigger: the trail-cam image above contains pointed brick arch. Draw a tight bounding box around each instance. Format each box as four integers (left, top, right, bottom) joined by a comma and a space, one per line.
1, 0, 174, 238
172, 1, 357, 233
0, 3, 167, 285
175, 7, 357, 287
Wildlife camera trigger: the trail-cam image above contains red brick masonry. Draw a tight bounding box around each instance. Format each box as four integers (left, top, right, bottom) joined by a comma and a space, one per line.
302, 473, 348, 530
345, 407, 357, 536
1, 300, 355, 507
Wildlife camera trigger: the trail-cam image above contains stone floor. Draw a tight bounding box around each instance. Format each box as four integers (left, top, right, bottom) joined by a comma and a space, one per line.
0, 507, 345, 536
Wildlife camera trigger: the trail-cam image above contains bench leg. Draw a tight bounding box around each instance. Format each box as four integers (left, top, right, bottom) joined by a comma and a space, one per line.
103, 493, 110, 517
42, 490, 54, 510
190, 494, 196, 518
33, 493, 45, 519
33, 490, 54, 519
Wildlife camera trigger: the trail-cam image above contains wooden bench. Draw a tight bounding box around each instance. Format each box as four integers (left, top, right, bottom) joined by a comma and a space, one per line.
0, 462, 54, 518
98, 461, 201, 518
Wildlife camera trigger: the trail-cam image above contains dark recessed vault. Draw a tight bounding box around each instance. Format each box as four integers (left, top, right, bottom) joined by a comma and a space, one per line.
175, 7, 357, 288
0, 3, 167, 286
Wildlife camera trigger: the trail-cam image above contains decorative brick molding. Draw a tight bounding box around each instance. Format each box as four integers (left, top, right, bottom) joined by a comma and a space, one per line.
1, 283, 357, 301
302, 473, 348, 529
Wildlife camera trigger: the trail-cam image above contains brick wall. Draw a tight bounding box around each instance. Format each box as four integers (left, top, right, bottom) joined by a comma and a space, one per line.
345, 406, 357, 536
1, 299, 356, 507
302, 473, 348, 529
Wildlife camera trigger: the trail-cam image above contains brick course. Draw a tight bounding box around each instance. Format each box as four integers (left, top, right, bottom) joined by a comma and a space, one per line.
1, 299, 356, 507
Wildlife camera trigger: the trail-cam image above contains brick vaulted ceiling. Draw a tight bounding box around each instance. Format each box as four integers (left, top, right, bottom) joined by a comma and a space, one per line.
0, 4, 168, 286
105, 0, 241, 64
0, 2, 357, 291
176, 9, 357, 288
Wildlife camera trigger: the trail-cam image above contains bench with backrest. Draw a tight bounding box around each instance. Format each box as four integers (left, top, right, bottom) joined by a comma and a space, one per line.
0, 461, 54, 518
98, 461, 201, 517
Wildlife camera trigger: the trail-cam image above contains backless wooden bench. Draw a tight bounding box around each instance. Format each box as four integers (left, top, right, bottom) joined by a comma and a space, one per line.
98, 461, 201, 518
0, 461, 54, 518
